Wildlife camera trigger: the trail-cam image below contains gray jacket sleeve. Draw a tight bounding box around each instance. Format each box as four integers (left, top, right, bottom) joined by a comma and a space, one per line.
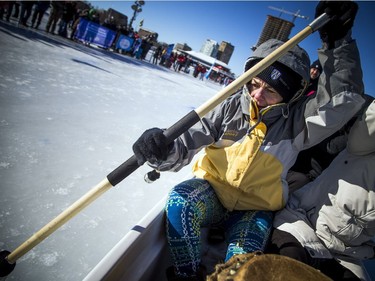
147, 101, 226, 172
294, 33, 366, 151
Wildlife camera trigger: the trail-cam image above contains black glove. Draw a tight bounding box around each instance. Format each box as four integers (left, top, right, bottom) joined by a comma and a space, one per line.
315, 1, 358, 48
132, 128, 172, 166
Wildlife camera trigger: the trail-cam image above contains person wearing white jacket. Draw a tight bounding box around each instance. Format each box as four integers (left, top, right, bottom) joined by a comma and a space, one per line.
270, 100, 375, 281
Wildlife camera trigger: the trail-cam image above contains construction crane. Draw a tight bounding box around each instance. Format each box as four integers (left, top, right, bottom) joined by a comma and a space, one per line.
268, 6, 309, 23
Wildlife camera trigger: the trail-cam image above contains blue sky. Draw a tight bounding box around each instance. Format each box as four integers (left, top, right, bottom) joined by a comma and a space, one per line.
91, 1, 375, 97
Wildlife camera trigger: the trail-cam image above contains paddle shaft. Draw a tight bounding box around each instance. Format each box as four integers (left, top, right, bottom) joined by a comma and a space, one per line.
6, 179, 112, 263
5, 13, 330, 265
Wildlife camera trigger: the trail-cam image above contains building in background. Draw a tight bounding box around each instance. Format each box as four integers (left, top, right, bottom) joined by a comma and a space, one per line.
253, 7, 309, 49
200, 39, 219, 58
138, 27, 158, 42
174, 43, 192, 51
216, 41, 234, 65
255, 15, 294, 48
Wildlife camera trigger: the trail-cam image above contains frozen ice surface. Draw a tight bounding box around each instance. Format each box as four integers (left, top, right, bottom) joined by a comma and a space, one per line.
0, 20, 222, 280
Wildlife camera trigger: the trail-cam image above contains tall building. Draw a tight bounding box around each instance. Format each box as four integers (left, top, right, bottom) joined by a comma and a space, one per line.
216, 41, 234, 65
200, 39, 219, 58
255, 15, 294, 47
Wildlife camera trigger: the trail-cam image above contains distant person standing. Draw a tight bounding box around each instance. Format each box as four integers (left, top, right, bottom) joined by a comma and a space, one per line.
58, 1, 76, 38
19, 1, 36, 27
46, 1, 64, 34
183, 56, 192, 73
31, 1, 50, 29
199, 65, 207, 80
5, 1, 20, 22
153, 46, 162, 65
193, 63, 201, 78
0, 2, 8, 20
70, 8, 88, 40
159, 47, 167, 66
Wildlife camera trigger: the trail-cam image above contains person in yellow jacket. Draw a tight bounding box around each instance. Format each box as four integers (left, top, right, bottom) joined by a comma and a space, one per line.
132, 2, 363, 280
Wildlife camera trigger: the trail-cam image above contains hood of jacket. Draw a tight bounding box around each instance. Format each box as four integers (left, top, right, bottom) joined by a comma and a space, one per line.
242, 39, 310, 113
245, 39, 310, 85
347, 100, 375, 155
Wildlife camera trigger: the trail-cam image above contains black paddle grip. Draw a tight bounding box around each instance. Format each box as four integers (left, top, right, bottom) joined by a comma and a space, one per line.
107, 110, 201, 186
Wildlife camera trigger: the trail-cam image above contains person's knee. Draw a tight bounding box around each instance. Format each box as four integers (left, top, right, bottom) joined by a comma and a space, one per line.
279, 244, 309, 263
166, 179, 205, 216
169, 178, 210, 202
267, 228, 310, 264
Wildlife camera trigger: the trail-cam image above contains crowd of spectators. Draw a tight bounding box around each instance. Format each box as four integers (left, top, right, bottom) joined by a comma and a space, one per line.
0, 1, 233, 84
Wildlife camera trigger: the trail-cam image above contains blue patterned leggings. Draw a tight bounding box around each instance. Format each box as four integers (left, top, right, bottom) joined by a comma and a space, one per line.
165, 178, 273, 277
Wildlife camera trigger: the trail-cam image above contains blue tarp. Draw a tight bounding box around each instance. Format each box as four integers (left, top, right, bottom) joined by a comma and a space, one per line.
74, 18, 116, 49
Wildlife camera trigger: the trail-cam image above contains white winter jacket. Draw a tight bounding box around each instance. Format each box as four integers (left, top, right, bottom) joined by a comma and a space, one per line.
274, 100, 375, 280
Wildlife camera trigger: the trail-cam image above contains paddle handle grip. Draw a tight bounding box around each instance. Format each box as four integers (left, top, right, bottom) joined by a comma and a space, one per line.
106, 110, 201, 186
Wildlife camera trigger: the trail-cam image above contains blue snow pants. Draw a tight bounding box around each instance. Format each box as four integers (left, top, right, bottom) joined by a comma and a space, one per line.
165, 178, 273, 278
